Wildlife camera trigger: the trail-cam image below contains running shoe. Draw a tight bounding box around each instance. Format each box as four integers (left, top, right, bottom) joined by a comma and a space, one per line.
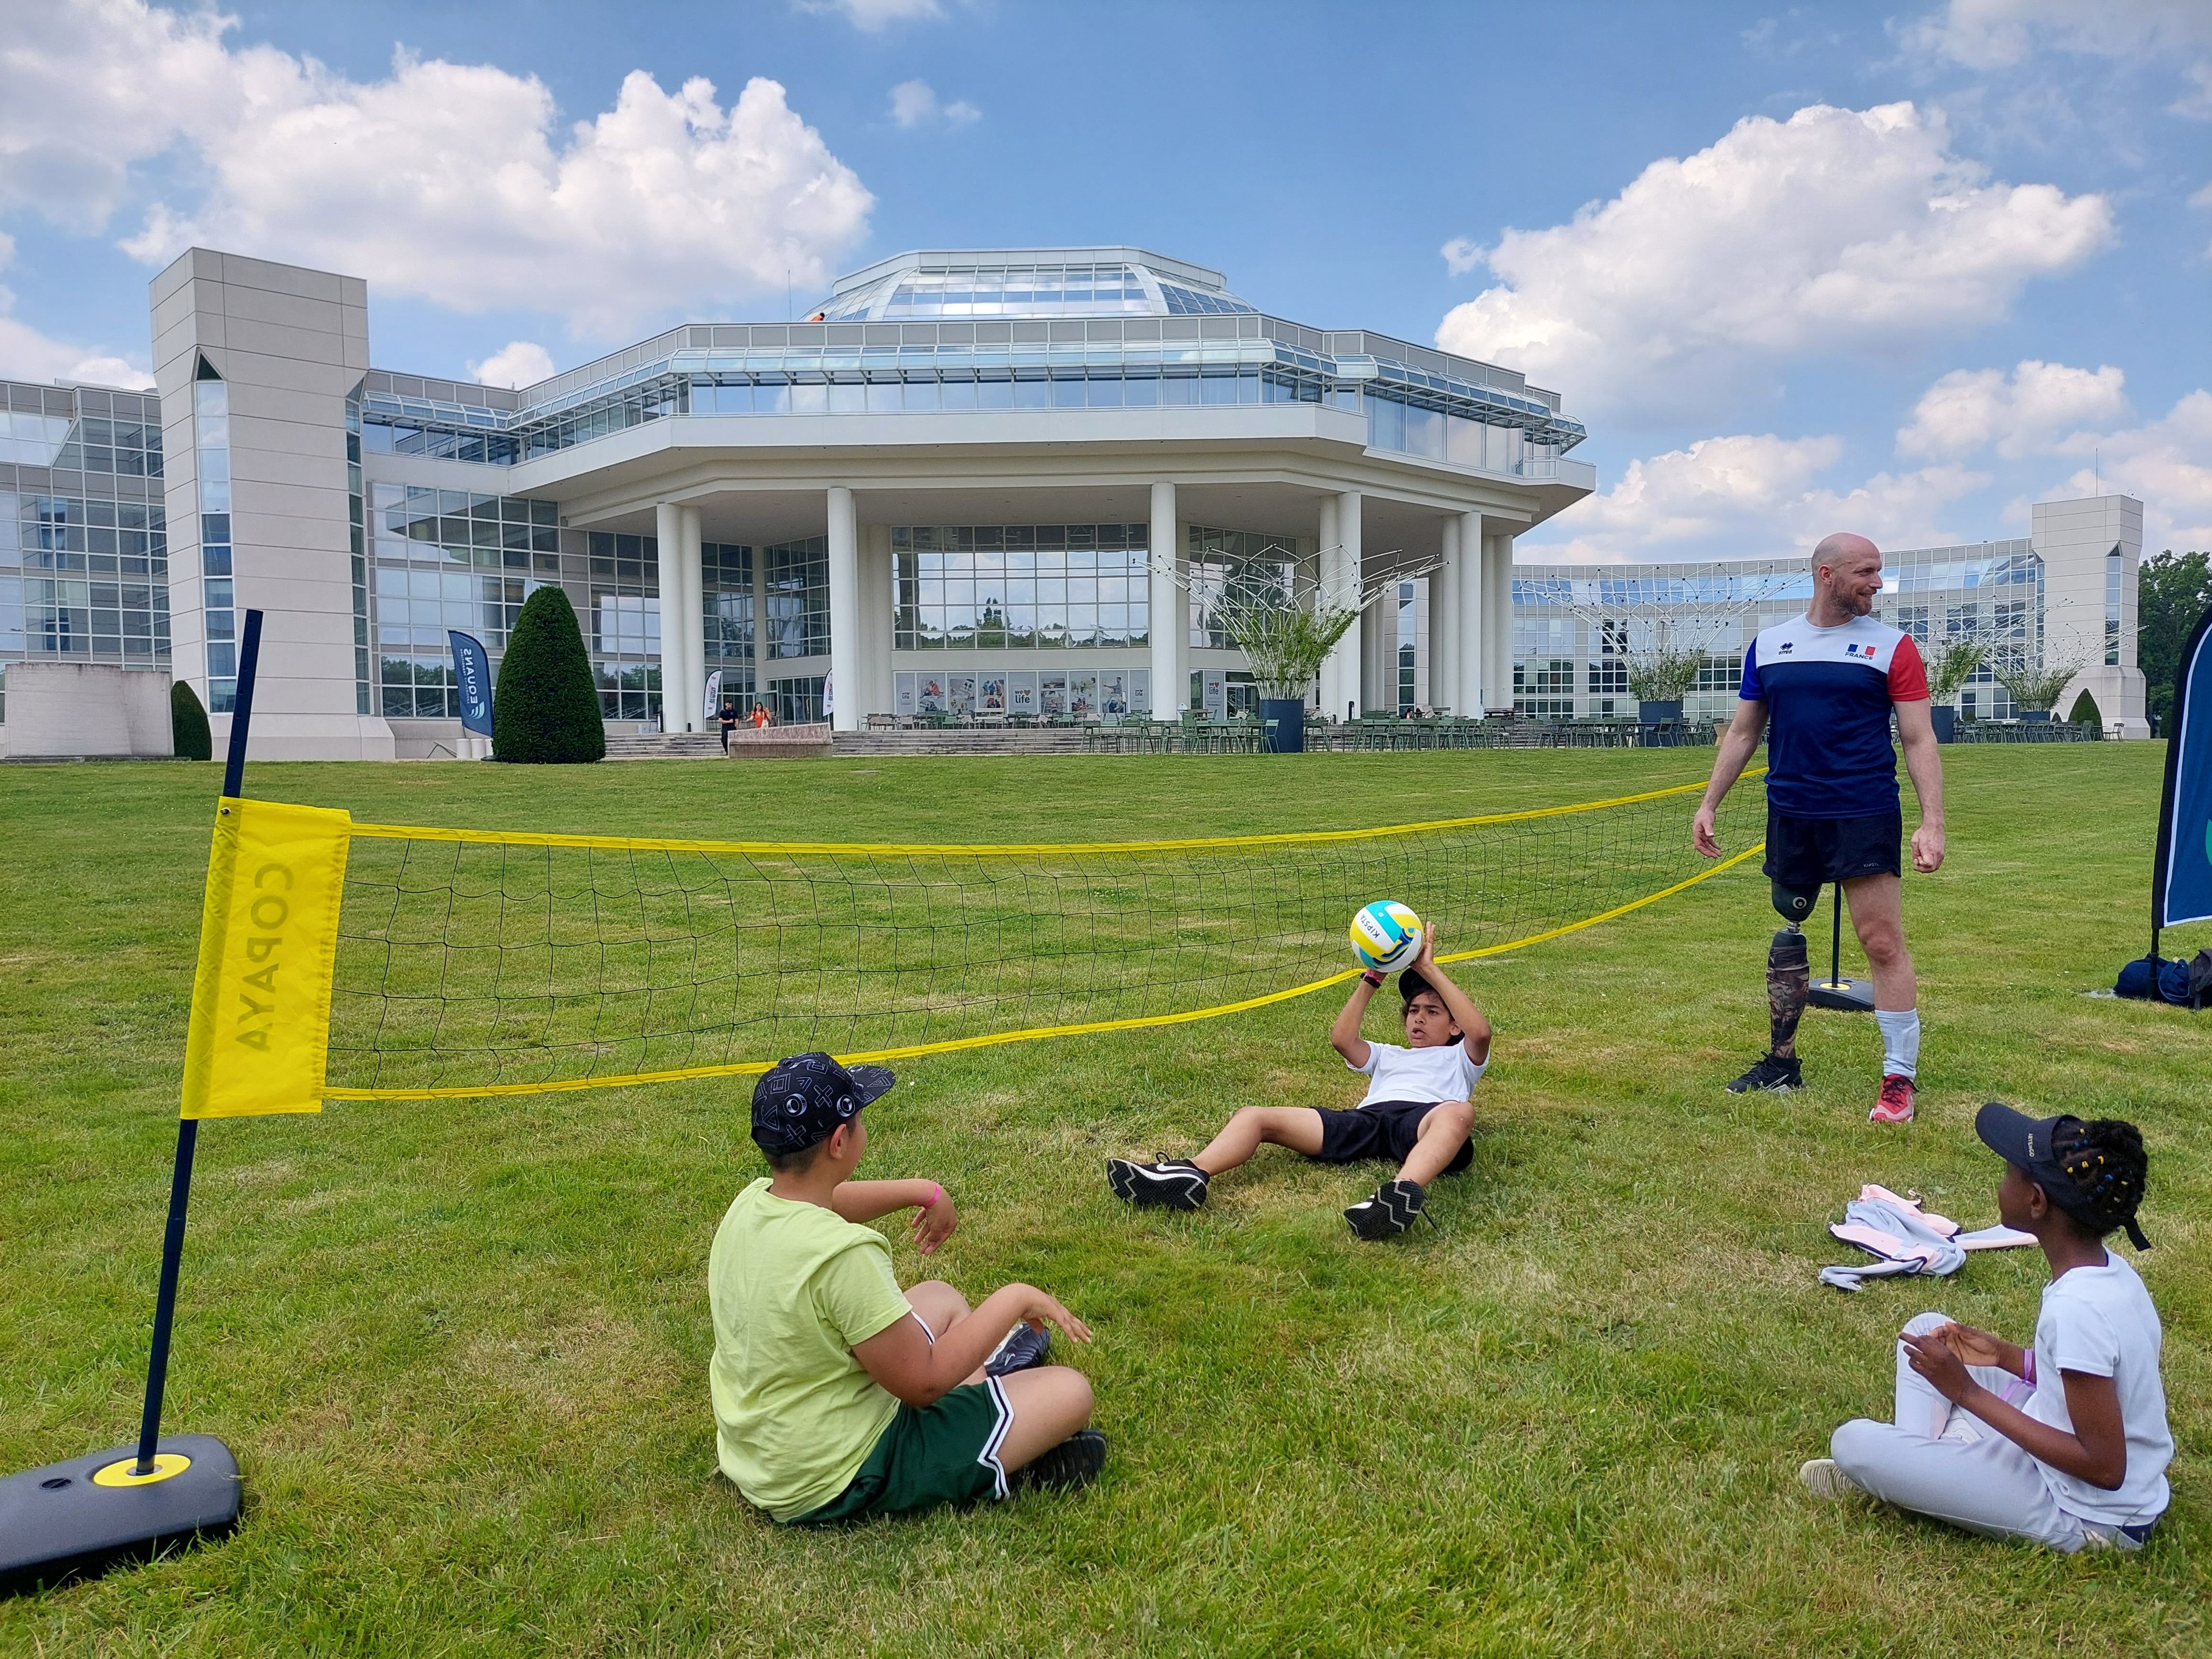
1012, 1428, 1108, 1494
984, 1321, 1050, 1378
1798, 1458, 1861, 1501
1870, 1073, 1916, 1125
1344, 1178, 1427, 1240
1106, 1158, 1209, 1211
1726, 1052, 1803, 1094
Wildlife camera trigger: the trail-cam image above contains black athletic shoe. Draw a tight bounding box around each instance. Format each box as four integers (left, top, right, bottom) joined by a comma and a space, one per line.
1012, 1428, 1107, 1495
1726, 1052, 1803, 1094
1345, 1178, 1426, 1240
1106, 1158, 1209, 1211
984, 1321, 1050, 1378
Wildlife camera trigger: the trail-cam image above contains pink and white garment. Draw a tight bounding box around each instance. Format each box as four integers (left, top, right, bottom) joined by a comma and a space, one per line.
1819, 1184, 2035, 1292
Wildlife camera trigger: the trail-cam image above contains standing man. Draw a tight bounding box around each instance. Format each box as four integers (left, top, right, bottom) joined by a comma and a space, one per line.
1692, 533, 1946, 1125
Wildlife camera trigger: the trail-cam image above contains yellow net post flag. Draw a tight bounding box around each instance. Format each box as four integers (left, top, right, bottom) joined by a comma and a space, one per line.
180, 797, 352, 1119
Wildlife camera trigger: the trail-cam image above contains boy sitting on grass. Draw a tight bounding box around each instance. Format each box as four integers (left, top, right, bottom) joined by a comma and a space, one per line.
1802, 1102, 2171, 1551
710, 1052, 1105, 1526
1107, 925, 1491, 1239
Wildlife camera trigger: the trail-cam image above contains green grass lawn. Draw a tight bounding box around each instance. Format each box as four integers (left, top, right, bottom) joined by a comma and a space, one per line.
1, 746, 2206, 1657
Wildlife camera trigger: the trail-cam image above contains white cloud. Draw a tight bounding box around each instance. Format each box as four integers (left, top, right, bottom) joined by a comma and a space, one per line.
1900, 0, 2212, 74
2047, 391, 2212, 549
1898, 359, 2130, 459
887, 80, 978, 128
0, 233, 154, 387
8, 4, 873, 339
467, 340, 556, 390
797, 0, 943, 28
0, 0, 245, 231
1435, 102, 2112, 422
1439, 237, 1482, 276
1521, 431, 1990, 561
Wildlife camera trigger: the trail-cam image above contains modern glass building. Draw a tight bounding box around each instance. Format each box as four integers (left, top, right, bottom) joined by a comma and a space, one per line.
0, 247, 2147, 753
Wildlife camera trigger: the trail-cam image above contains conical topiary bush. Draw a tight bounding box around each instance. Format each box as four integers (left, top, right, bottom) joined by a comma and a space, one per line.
491, 586, 605, 763
171, 678, 212, 761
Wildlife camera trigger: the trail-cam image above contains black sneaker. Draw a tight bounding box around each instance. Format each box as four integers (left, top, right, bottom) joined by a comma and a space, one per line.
984, 1321, 1050, 1378
1726, 1052, 1803, 1094
1011, 1428, 1107, 1494
1344, 1178, 1426, 1240
1106, 1158, 1209, 1211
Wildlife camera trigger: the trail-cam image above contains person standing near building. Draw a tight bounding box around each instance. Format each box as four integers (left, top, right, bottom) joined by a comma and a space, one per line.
719, 699, 740, 753
1691, 532, 1946, 1125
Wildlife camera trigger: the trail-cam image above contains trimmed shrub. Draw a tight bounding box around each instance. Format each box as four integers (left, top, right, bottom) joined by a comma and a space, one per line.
492, 586, 605, 763
172, 678, 213, 761
2068, 689, 2102, 727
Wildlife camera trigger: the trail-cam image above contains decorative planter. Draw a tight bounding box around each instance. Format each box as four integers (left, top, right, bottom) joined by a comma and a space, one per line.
1929, 703, 1957, 744
1639, 699, 1682, 747
1260, 698, 1305, 754
2021, 709, 2051, 724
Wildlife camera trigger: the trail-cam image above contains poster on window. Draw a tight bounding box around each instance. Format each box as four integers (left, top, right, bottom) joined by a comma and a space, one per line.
948, 674, 977, 714
1130, 669, 1150, 715
1203, 671, 1228, 720
895, 673, 918, 716
918, 676, 945, 713
980, 674, 1006, 713
1010, 671, 1038, 714
1040, 673, 1068, 715
1100, 670, 1129, 716
1071, 674, 1097, 716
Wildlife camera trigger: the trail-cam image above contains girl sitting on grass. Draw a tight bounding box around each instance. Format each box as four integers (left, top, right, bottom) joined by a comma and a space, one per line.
1801, 1103, 2171, 1551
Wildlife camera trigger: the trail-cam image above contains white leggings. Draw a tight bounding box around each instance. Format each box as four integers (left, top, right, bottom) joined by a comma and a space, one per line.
1829, 1312, 2140, 1553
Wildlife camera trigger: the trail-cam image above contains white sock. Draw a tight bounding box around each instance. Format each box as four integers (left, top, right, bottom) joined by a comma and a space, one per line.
1876, 1008, 1921, 1080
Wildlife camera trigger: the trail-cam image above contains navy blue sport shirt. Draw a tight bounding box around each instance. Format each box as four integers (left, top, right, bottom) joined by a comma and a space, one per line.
1738, 612, 1929, 819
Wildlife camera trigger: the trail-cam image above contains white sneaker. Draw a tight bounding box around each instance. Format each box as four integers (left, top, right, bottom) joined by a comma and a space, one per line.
1799, 1458, 1860, 1501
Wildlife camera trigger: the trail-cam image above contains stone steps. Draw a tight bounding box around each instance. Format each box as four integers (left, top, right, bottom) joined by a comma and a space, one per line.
831, 729, 1095, 756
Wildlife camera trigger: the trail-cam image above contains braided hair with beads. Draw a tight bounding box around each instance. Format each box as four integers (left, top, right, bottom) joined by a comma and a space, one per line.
2049, 1117, 2152, 1250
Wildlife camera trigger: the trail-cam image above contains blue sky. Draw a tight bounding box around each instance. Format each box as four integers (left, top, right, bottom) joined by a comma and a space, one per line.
2, 0, 2206, 555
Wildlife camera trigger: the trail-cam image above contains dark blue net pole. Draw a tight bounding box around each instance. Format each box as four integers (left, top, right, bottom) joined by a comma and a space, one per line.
133, 609, 262, 1475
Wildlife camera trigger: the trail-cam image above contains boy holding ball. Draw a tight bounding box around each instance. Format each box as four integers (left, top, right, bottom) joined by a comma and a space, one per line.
1107, 924, 1490, 1239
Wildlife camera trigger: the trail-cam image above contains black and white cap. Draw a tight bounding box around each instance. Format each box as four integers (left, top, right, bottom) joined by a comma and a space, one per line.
750, 1051, 896, 1156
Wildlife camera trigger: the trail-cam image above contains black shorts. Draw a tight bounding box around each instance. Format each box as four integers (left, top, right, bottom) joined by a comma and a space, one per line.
1311, 1100, 1473, 1174
1764, 807, 1902, 889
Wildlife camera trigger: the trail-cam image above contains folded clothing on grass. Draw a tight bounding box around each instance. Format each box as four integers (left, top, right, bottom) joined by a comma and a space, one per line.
1818, 1184, 2035, 1292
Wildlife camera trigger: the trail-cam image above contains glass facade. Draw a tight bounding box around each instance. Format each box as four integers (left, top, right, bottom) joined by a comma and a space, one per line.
703, 541, 755, 706
1187, 525, 1299, 650
893, 525, 1148, 651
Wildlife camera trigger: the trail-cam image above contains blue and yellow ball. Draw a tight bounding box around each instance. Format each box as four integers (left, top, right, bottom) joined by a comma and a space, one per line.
1349, 900, 1424, 972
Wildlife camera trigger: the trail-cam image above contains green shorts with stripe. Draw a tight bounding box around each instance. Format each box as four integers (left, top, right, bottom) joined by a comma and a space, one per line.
785, 1377, 1012, 1526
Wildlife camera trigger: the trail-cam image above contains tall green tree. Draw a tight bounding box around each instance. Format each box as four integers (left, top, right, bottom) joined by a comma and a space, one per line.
491, 586, 606, 763
171, 679, 212, 761
2137, 550, 2212, 734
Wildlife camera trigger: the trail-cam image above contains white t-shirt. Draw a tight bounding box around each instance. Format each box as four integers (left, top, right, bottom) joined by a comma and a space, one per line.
2022, 1252, 2172, 1526
1347, 1038, 1485, 1109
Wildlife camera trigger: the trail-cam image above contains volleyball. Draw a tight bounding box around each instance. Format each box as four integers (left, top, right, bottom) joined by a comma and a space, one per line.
1349, 900, 1424, 972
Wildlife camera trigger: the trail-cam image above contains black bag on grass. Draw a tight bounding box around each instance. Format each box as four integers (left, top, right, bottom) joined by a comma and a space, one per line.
2115, 951, 2212, 1006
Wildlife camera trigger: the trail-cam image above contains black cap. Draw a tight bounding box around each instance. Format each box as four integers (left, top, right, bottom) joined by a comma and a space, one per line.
1975, 1102, 2151, 1250
750, 1052, 896, 1156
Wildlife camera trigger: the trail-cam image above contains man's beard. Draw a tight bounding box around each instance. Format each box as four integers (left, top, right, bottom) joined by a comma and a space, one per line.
1844, 586, 1876, 617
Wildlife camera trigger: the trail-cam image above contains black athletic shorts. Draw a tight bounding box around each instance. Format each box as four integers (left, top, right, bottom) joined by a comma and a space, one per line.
1764, 806, 1903, 889
1311, 1099, 1473, 1174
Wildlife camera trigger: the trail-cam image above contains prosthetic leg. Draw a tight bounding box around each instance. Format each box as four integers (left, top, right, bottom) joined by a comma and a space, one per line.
1726, 881, 1816, 1093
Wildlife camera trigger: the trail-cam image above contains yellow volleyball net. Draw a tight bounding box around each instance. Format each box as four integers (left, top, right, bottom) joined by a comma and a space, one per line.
180, 774, 1766, 1119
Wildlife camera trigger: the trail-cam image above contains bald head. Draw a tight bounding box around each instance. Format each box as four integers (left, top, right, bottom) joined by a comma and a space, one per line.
1809, 532, 1884, 621
1812, 532, 1880, 575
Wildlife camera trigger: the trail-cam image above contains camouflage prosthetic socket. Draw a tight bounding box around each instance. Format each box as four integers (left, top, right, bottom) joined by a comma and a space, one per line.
1768, 928, 1810, 1060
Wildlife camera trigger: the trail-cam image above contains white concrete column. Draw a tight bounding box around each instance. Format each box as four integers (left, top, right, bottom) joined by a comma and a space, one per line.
1456, 510, 1484, 715
864, 523, 895, 720
675, 504, 704, 731
653, 501, 683, 731
1362, 597, 1387, 715
826, 486, 859, 732
1325, 490, 1362, 721
1149, 481, 1181, 716
1433, 518, 1458, 716
1315, 497, 1339, 711
1485, 532, 1515, 712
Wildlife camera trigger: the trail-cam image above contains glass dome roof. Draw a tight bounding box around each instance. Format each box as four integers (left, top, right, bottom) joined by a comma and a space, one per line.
812, 248, 1257, 322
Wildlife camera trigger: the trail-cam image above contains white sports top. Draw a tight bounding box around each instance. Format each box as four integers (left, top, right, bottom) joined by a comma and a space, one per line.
1347, 1039, 1485, 1109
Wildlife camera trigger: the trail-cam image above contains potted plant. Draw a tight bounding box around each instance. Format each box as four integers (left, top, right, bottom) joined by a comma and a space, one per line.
1200, 568, 1364, 754
1627, 648, 1703, 730
1922, 639, 1984, 743
1992, 655, 2084, 726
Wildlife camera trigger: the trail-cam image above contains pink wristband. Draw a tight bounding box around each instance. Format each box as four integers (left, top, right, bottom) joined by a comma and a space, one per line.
920, 1182, 942, 1208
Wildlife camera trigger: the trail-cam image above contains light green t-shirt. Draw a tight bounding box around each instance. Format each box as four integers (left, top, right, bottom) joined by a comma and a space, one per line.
708, 1178, 913, 1520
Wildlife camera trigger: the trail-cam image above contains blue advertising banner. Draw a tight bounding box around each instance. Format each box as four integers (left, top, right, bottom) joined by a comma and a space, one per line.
2154, 606, 2212, 932
447, 630, 494, 736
